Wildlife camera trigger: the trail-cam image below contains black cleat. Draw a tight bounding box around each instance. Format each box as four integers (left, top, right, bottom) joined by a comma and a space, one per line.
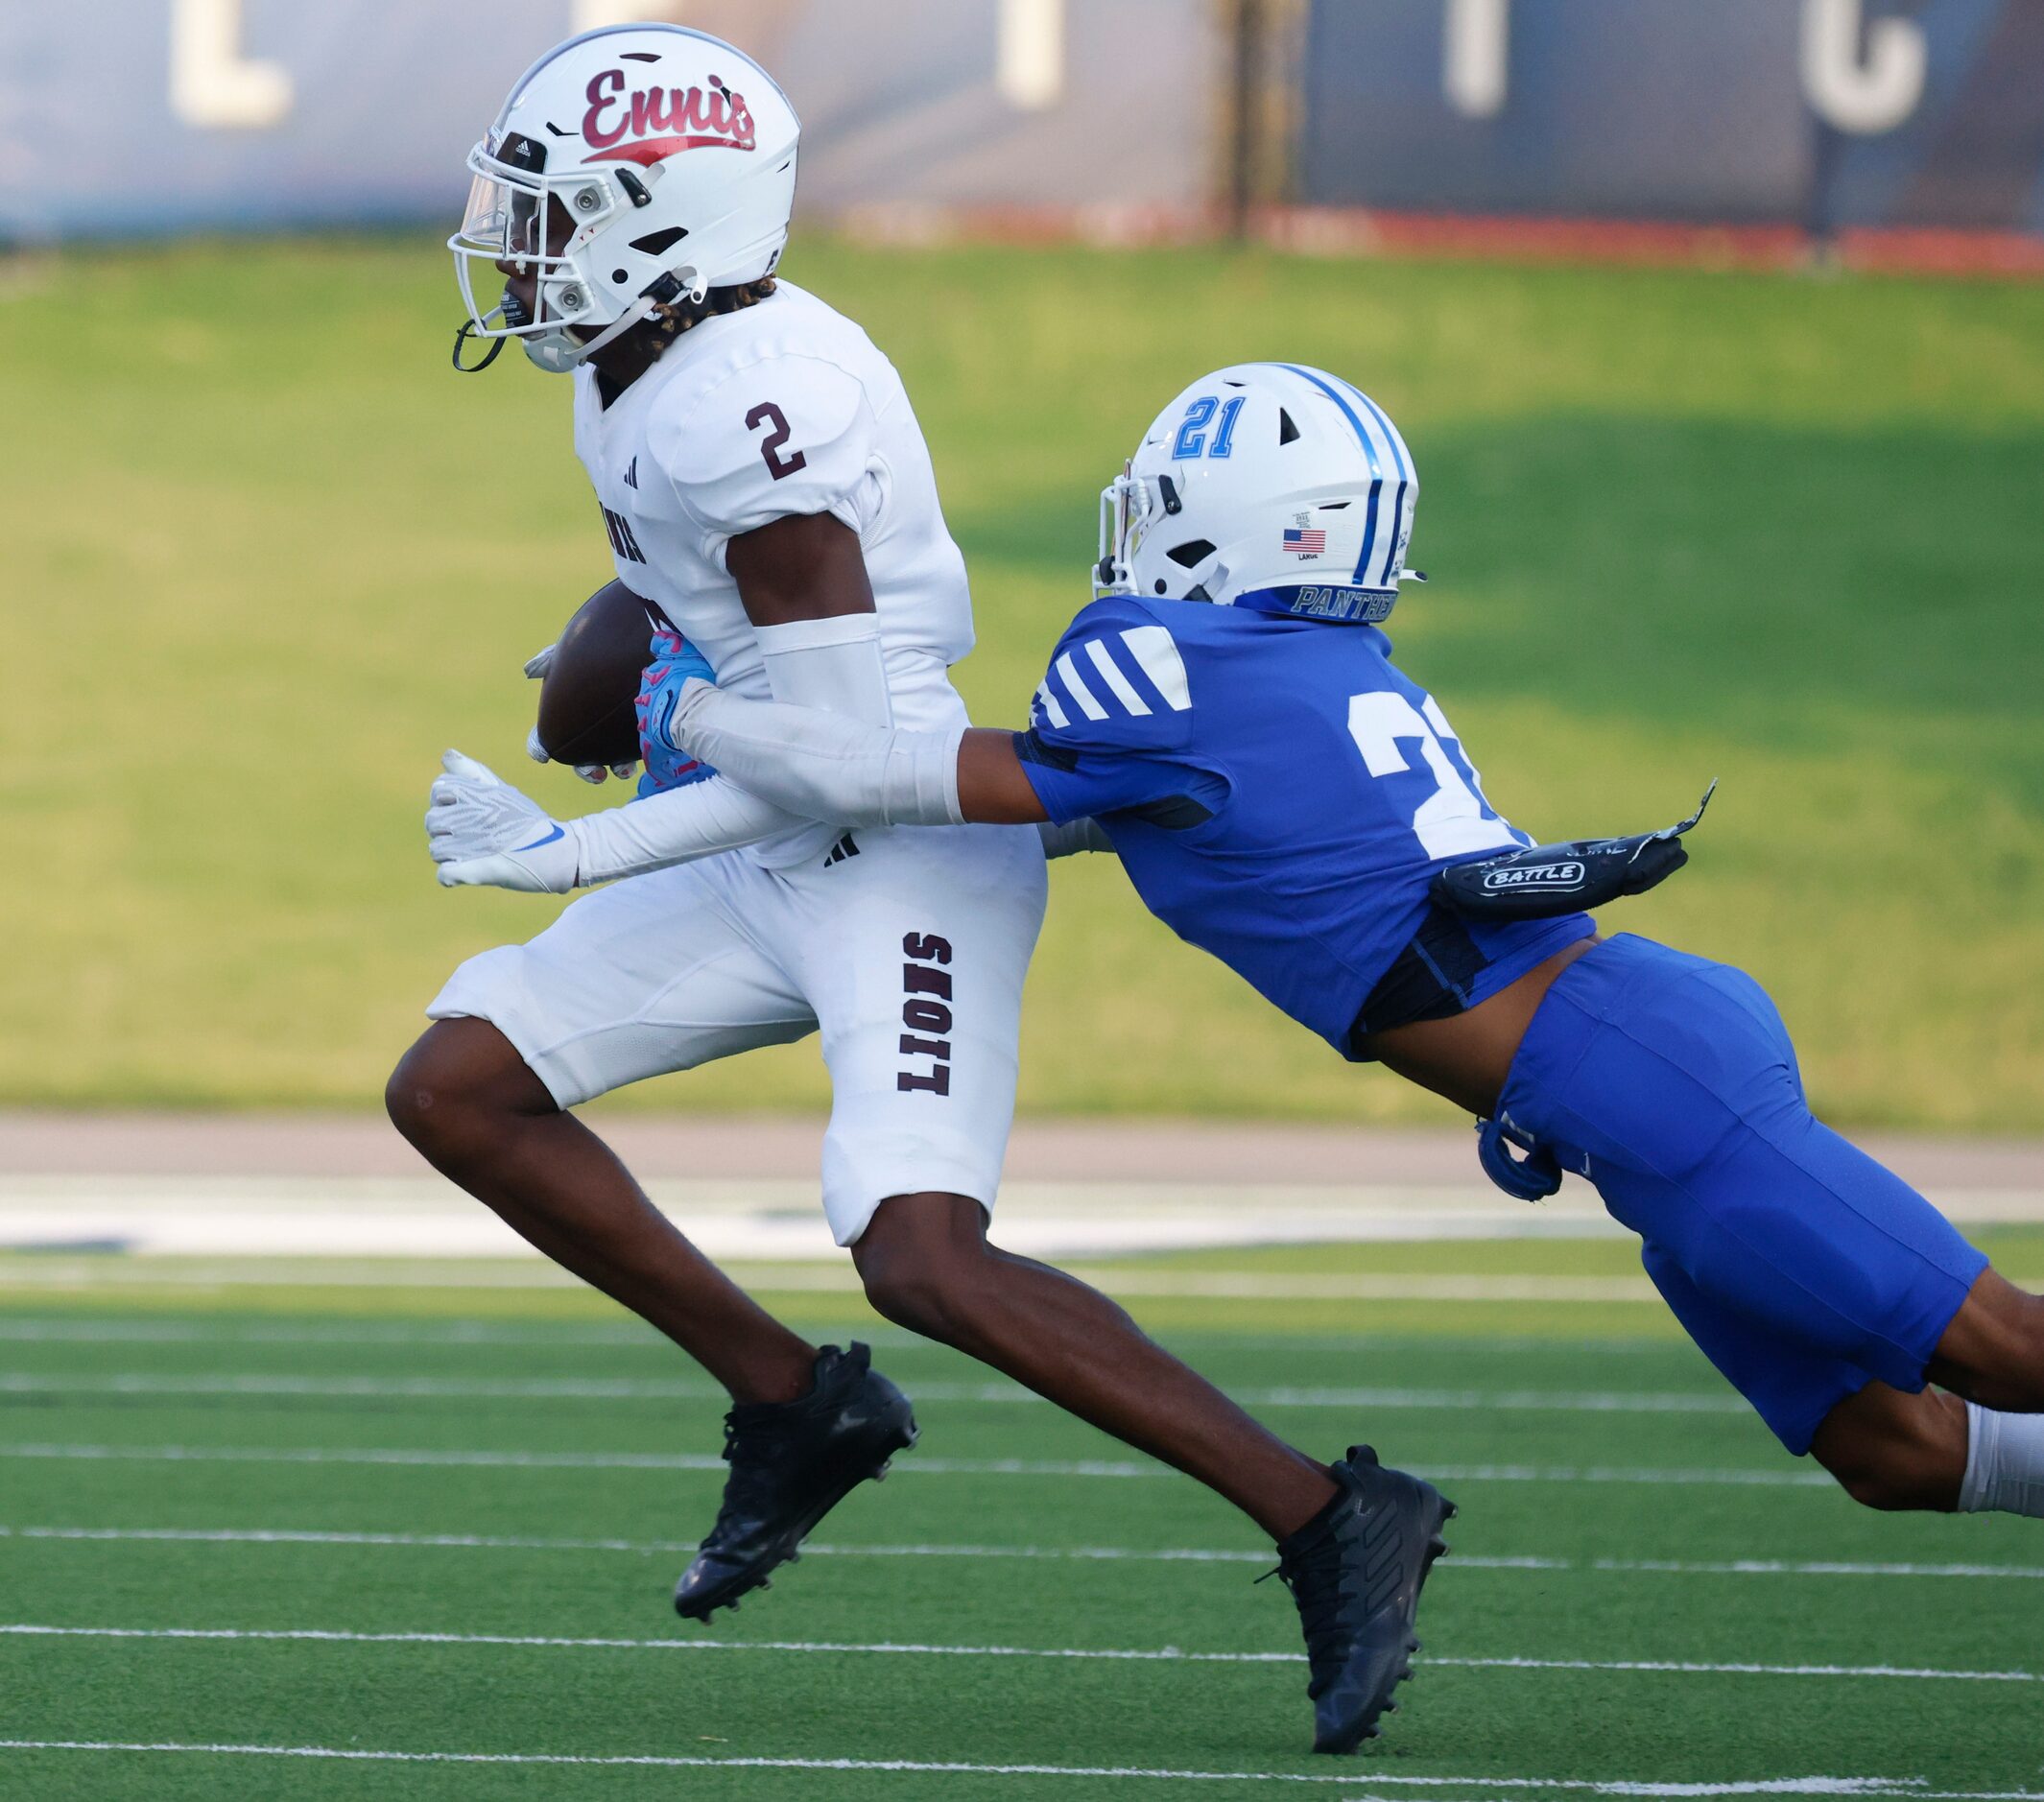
674, 1341, 916, 1622
1270, 1444, 1455, 1755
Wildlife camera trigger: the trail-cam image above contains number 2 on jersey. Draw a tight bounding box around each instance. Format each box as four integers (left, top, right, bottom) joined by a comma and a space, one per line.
1346, 691, 1523, 863
746, 401, 807, 481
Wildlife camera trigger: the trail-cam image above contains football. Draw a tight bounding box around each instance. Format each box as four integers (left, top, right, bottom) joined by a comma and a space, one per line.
535, 578, 657, 770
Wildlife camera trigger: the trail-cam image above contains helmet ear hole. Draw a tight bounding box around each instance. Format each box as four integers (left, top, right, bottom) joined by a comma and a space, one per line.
1166, 539, 1216, 569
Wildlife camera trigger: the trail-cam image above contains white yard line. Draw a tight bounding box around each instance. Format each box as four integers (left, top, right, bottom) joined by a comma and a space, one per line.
9, 1525, 2043, 1583
0, 1623, 2034, 1686
0, 1441, 1840, 1485
10, 1259, 2034, 1304
0, 1317, 1684, 1355
0, 1261, 1676, 1300
0, 1524, 1525, 1569
2, 1740, 2015, 1796
0, 1317, 668, 1348
0, 1370, 1748, 1415
1594, 1557, 2044, 1579
0, 1441, 1118, 1478
0, 1524, 1266, 1561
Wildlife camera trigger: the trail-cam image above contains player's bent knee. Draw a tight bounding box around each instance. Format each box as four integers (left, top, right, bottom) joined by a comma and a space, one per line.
1827, 1461, 1942, 1513
856, 1245, 991, 1341
2003, 1287, 2044, 1401
385, 1019, 552, 1166
1814, 1436, 1928, 1512
1811, 1391, 1965, 1513
852, 1194, 997, 1342
1933, 1271, 2044, 1412
857, 1262, 961, 1340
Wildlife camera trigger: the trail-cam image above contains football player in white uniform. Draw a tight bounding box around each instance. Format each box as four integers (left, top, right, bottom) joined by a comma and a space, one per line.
393, 27, 1384, 1745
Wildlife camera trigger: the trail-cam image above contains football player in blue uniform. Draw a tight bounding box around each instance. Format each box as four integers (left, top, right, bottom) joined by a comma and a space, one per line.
661, 362, 2044, 1559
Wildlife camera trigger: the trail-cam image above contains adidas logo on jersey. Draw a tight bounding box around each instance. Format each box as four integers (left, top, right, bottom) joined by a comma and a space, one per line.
582, 69, 757, 165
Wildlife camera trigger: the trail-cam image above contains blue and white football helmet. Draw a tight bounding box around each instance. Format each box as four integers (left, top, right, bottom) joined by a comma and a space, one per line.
1097, 363, 1423, 624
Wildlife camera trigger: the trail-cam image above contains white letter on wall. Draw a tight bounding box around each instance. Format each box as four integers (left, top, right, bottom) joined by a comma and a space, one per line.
170, 0, 292, 130
1801, 0, 1926, 134
998, 0, 1064, 111
1443, 0, 1510, 119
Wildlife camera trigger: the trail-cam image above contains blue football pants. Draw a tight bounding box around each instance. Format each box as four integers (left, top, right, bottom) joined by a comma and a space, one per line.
1499, 934, 1987, 1454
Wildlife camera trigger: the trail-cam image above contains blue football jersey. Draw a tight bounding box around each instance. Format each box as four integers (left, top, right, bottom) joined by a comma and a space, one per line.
1015, 595, 1593, 1055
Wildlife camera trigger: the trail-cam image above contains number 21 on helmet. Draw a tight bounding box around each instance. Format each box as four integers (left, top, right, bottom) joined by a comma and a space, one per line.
1098, 363, 1425, 626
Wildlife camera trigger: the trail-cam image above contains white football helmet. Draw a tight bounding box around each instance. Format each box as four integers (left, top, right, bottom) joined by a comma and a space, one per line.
450, 24, 800, 373
1097, 363, 1423, 623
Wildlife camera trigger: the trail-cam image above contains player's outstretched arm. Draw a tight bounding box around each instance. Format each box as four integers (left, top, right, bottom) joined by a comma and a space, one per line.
425, 748, 804, 892
662, 680, 1048, 829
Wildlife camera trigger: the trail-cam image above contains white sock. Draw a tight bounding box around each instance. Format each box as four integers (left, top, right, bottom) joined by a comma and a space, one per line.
1960, 1402, 2044, 1517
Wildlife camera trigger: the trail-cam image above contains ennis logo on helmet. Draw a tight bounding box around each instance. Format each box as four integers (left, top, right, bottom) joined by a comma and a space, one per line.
582, 70, 757, 163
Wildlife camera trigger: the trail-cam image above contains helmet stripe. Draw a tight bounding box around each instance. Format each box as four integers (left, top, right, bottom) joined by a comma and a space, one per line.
1272, 364, 1381, 477
1378, 477, 1409, 586
1354, 477, 1384, 588
1272, 363, 1399, 589
1337, 377, 1412, 480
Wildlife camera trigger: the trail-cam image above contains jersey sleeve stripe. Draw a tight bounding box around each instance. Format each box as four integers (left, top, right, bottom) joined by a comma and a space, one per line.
1083, 638, 1153, 716
1033, 679, 1070, 730
1118, 626, 1192, 712
1054, 650, 1109, 722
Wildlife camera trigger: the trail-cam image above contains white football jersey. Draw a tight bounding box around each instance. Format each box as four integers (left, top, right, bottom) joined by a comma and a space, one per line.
571, 280, 974, 866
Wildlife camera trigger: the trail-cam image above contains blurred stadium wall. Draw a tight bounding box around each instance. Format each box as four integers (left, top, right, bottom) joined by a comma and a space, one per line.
3, 1, 2041, 269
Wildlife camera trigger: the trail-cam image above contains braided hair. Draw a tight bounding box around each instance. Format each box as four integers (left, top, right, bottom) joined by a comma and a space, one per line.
644, 274, 779, 355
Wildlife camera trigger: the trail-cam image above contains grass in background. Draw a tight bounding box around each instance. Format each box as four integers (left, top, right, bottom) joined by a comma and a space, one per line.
1, 1261, 2041, 1797
2, 237, 2040, 1122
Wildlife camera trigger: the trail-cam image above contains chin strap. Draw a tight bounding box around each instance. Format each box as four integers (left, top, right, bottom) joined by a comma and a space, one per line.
463, 266, 711, 376
533, 266, 708, 370
452, 318, 506, 372
549, 291, 662, 367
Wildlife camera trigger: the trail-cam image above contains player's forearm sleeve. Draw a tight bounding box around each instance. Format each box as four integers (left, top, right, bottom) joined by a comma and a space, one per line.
756, 615, 895, 727
668, 681, 964, 828
569, 773, 805, 885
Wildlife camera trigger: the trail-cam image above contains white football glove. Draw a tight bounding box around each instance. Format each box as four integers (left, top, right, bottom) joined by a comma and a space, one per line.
427, 750, 583, 893
524, 643, 638, 785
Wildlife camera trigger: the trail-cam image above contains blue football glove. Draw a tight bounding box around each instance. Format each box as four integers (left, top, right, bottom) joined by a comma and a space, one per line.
633, 630, 721, 798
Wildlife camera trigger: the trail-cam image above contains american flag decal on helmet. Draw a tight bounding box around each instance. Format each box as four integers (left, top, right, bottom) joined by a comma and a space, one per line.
1282, 527, 1326, 555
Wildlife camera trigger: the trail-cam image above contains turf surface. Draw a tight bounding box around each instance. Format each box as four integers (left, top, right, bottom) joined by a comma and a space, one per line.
3, 239, 2042, 1123
1, 1248, 2039, 1798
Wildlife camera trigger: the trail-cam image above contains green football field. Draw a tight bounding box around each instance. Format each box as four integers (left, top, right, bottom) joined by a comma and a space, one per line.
3, 237, 2042, 1125
2, 1238, 2041, 1798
